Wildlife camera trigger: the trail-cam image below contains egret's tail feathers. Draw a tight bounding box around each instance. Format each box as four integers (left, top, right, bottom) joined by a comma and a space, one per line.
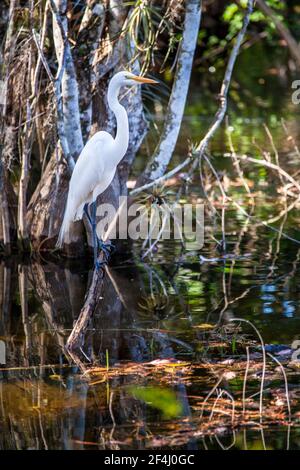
74, 202, 85, 221
56, 216, 69, 249
56, 202, 73, 249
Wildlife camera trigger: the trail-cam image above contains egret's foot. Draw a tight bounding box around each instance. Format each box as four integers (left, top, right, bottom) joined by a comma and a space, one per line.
95, 258, 105, 271
98, 239, 115, 257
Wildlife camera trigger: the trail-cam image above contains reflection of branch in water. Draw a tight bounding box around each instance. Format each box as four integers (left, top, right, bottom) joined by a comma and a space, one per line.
226, 116, 253, 202
29, 260, 86, 355
260, 427, 267, 451
230, 318, 266, 424
0, 260, 12, 338
209, 388, 235, 424
215, 430, 236, 451
98, 265, 149, 363
18, 264, 31, 363
243, 346, 250, 416
267, 352, 291, 422
105, 264, 196, 439
283, 248, 300, 290
66, 251, 108, 353
266, 205, 287, 280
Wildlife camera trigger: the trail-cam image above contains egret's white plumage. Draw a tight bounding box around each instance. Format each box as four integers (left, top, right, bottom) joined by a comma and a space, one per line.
57, 71, 157, 248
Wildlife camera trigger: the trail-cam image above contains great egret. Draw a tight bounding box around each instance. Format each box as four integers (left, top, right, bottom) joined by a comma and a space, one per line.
57, 71, 157, 266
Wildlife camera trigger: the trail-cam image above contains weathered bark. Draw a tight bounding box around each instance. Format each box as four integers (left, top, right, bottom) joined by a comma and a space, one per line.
28, 0, 85, 253
77, 0, 106, 140
1, 0, 16, 118
52, 0, 83, 158
136, 0, 202, 186
27, 156, 84, 252
18, 95, 32, 248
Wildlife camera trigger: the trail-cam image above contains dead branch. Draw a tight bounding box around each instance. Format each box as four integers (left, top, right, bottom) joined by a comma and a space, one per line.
239, 154, 300, 193
194, 0, 254, 165
130, 154, 193, 196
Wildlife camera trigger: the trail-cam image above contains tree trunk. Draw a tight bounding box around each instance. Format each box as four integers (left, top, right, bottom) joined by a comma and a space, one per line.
27, 155, 85, 252
0, 0, 18, 253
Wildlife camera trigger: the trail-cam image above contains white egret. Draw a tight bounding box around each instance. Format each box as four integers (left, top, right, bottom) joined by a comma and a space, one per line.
57, 71, 158, 266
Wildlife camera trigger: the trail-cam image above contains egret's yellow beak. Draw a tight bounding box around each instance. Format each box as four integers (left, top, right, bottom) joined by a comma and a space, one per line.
132, 75, 159, 84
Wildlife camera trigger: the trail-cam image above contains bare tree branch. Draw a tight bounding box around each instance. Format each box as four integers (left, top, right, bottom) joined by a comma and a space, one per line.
130, 154, 193, 196
66, 250, 110, 352
195, 0, 254, 161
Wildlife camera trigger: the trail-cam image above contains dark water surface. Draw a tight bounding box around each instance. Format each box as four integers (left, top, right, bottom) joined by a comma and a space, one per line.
1, 47, 300, 450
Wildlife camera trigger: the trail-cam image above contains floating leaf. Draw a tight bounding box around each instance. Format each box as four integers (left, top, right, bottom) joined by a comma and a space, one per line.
49, 374, 62, 381
128, 386, 183, 418
193, 323, 215, 330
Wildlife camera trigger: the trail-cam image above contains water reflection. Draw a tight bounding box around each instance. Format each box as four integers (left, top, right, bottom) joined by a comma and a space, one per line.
0, 256, 196, 449
0, 221, 300, 449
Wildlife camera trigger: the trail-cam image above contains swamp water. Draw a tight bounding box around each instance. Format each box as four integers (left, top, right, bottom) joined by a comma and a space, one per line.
1, 49, 300, 450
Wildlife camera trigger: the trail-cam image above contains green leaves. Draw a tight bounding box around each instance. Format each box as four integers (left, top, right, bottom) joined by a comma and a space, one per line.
223, 1, 287, 42
223, 4, 239, 23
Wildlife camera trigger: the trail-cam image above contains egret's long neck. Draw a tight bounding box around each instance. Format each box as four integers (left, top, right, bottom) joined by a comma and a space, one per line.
107, 81, 129, 161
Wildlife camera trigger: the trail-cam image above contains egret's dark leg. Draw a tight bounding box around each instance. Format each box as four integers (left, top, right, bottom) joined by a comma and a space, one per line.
83, 203, 92, 226
84, 202, 113, 269
91, 201, 99, 268
97, 238, 115, 257
84, 203, 99, 268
